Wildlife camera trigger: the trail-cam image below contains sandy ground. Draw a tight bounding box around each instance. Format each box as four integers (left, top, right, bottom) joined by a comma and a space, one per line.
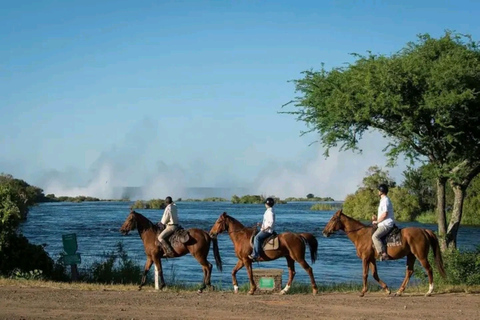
0, 285, 479, 320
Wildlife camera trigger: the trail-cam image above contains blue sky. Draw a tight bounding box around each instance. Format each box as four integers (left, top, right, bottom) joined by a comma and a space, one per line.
1, 0, 479, 199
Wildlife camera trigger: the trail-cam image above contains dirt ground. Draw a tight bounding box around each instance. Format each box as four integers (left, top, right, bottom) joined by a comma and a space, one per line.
0, 285, 479, 320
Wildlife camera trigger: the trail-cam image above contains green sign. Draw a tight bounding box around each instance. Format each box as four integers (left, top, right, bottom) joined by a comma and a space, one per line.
62, 233, 78, 255
259, 277, 275, 290
63, 253, 81, 265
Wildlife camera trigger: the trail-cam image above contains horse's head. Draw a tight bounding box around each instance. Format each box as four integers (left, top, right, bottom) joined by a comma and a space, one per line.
322, 209, 344, 237
209, 212, 228, 239
119, 210, 137, 235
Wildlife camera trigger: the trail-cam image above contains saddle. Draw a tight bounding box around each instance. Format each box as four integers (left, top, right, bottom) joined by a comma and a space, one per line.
155, 223, 190, 248
381, 225, 402, 247
250, 231, 280, 251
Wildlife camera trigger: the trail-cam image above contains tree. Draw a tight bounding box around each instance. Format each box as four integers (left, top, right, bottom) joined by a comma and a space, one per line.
285, 32, 480, 249
306, 193, 315, 199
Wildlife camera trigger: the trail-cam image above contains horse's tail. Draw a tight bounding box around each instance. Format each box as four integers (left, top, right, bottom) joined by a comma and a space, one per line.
299, 233, 318, 264
211, 236, 223, 272
424, 229, 446, 278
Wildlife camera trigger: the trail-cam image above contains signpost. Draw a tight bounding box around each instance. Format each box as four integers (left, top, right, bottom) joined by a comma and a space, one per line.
62, 233, 81, 281
253, 269, 283, 293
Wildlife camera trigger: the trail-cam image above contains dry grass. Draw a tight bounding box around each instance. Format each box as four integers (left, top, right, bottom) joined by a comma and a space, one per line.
2, 277, 480, 294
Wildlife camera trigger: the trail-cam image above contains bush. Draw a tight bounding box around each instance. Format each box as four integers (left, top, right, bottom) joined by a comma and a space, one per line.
85, 242, 143, 284
310, 203, 342, 211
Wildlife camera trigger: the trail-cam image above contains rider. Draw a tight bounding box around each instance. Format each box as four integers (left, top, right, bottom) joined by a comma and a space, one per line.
372, 184, 395, 261
158, 196, 179, 257
248, 197, 276, 261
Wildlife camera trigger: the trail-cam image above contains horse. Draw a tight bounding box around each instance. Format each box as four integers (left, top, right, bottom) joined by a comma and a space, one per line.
119, 210, 222, 292
209, 212, 319, 295
322, 209, 446, 297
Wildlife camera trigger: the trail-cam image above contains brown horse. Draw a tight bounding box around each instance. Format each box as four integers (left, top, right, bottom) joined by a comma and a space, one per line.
322, 209, 446, 297
119, 210, 222, 292
209, 212, 318, 295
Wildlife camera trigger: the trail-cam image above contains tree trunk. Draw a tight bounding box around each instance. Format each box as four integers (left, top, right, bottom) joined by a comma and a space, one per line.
446, 184, 466, 249
436, 177, 447, 251
446, 162, 480, 249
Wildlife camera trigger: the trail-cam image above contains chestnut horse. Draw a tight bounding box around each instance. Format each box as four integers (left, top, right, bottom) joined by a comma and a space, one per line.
119, 210, 222, 292
209, 212, 319, 295
322, 209, 446, 297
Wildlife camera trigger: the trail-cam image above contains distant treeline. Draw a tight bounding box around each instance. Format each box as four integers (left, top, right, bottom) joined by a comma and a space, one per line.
131, 199, 166, 210
42, 194, 128, 203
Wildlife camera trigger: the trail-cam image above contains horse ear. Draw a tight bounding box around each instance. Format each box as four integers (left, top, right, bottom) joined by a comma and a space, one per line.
339, 209, 343, 215
221, 212, 227, 217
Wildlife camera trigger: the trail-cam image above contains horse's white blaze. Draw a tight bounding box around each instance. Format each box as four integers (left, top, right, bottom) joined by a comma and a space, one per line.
233, 285, 239, 293
154, 265, 159, 290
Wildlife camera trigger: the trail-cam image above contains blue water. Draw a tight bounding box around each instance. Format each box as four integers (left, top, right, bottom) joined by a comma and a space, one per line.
20, 201, 480, 289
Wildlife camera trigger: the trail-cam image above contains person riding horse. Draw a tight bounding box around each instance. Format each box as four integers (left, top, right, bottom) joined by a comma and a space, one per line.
372, 184, 395, 261
158, 196, 179, 257
248, 197, 275, 261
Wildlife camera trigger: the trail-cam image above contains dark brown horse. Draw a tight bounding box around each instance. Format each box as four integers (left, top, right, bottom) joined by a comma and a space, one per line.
322, 209, 446, 297
119, 210, 222, 292
209, 212, 318, 295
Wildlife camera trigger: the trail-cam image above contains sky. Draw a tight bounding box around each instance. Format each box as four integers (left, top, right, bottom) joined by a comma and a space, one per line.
1, 0, 479, 200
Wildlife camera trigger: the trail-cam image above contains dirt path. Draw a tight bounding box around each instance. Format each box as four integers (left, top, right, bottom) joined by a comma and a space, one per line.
1, 285, 479, 320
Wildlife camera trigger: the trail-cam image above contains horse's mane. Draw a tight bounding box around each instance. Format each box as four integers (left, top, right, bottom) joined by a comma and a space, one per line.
341, 211, 370, 229
133, 211, 160, 232
225, 214, 245, 228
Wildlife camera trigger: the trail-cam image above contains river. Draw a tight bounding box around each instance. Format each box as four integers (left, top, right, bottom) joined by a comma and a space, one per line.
20, 201, 480, 289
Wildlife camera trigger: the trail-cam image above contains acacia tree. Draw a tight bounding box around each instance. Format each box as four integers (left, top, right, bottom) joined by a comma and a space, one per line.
285, 32, 480, 249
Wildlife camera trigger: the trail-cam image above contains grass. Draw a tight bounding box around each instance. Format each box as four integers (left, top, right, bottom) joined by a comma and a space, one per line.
1, 277, 480, 294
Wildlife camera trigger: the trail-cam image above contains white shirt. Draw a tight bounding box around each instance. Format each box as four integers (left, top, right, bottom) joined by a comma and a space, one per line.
261, 207, 275, 233
161, 203, 179, 225
377, 195, 394, 228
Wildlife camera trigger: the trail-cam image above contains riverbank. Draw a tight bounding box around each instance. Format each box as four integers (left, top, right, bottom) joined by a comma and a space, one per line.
1, 280, 479, 320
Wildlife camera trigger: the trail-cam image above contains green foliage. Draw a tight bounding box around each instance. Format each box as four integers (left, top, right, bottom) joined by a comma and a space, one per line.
131, 199, 166, 209
462, 175, 480, 226
231, 194, 265, 204
231, 195, 286, 204
285, 196, 335, 202
388, 187, 421, 221
181, 197, 228, 202
10, 269, 44, 280
310, 203, 342, 211
342, 189, 378, 221
361, 166, 396, 190
0, 174, 44, 221
306, 193, 314, 199
86, 242, 143, 284
414, 246, 480, 286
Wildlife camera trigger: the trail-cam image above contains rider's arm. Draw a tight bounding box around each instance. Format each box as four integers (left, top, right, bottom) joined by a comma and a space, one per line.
161, 206, 171, 225
261, 210, 274, 231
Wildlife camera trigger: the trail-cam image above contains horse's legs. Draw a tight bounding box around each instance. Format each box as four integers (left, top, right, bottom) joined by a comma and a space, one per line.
153, 257, 165, 290
244, 259, 257, 295
418, 256, 434, 296
296, 257, 318, 295
280, 256, 296, 295
231, 259, 244, 294
193, 253, 213, 293
369, 260, 390, 295
395, 254, 416, 296
139, 258, 153, 290
360, 258, 370, 297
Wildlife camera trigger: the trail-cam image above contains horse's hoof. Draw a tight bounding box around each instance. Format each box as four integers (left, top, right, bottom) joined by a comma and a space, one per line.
385, 288, 391, 295
394, 291, 402, 297
234, 289, 239, 294
312, 289, 318, 296
248, 290, 255, 295
280, 290, 287, 295
425, 292, 432, 297
359, 292, 365, 297
197, 289, 203, 294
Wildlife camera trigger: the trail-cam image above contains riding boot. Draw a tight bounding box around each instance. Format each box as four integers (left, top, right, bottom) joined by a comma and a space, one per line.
159, 239, 175, 258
